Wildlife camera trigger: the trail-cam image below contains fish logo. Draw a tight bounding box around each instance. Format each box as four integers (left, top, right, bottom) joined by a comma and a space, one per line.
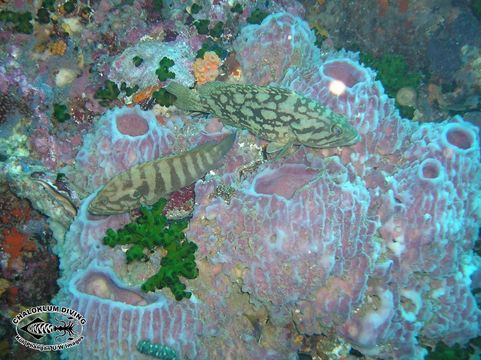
12, 305, 86, 351
20, 317, 77, 341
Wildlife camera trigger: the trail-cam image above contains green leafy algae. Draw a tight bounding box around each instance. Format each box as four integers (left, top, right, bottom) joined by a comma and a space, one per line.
53, 103, 71, 123
471, 0, 481, 20
120, 82, 139, 97
190, 3, 202, 15
156, 57, 176, 82
231, 3, 243, 14
209, 21, 224, 38
103, 198, 199, 301
94, 80, 120, 105
152, 0, 164, 12
193, 19, 210, 35
425, 341, 475, 360
247, 8, 269, 24
152, 88, 177, 107
36, 7, 51, 24
41, 0, 56, 12
360, 52, 422, 119
360, 53, 422, 98
0, 10, 33, 34
63, 0, 77, 14
132, 55, 144, 67
196, 41, 228, 59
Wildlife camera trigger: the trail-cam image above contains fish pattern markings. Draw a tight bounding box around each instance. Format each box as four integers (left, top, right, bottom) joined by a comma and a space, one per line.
88, 133, 236, 215
165, 81, 360, 153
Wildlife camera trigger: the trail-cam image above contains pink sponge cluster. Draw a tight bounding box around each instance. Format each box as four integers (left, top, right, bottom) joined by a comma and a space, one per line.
53, 11, 481, 360
53, 183, 300, 359
68, 105, 175, 193
233, 12, 320, 85
189, 152, 379, 320
188, 28, 481, 359
59, 264, 206, 359
53, 192, 208, 359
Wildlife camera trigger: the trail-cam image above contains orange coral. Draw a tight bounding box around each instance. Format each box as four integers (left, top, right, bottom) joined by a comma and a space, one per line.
399, 0, 409, 13
193, 51, 221, 85
378, 0, 389, 16
49, 40, 67, 56
131, 84, 162, 105
2, 227, 36, 269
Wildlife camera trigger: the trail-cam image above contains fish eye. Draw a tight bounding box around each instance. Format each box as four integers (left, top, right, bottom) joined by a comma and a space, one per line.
132, 190, 142, 199
331, 125, 342, 136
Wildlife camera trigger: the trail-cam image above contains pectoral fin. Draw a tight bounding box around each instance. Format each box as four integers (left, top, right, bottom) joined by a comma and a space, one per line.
266, 141, 294, 160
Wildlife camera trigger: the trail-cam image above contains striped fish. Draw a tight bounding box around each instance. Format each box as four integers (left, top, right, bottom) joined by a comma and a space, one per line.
88, 133, 236, 215
165, 81, 360, 156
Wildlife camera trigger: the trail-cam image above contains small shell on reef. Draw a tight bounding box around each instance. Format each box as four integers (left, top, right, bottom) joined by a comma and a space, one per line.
396, 87, 417, 107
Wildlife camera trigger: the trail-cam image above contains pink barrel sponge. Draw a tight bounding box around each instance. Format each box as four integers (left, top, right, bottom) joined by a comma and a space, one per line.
188, 152, 379, 316
68, 105, 175, 193
53, 184, 300, 359
57, 264, 206, 360
186, 43, 481, 360
53, 11, 481, 360
233, 12, 320, 85
53, 192, 208, 359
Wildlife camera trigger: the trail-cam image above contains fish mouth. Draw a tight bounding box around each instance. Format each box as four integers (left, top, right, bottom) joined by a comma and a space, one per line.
87, 201, 114, 216
87, 204, 105, 215
344, 131, 361, 146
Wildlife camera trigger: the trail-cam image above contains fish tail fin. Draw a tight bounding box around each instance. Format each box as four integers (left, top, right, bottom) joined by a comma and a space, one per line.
165, 82, 206, 112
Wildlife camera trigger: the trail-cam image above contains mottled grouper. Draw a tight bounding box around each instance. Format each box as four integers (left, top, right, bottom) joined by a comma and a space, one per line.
88, 133, 236, 215
165, 81, 360, 155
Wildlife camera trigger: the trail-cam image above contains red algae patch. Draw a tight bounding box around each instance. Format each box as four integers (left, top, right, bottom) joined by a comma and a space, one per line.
116, 111, 149, 136
3, 228, 36, 270
254, 164, 318, 199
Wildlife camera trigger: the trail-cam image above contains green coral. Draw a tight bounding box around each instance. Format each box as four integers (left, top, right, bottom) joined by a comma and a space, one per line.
193, 19, 210, 35
132, 55, 144, 67
120, 82, 139, 97
0, 10, 33, 34
425, 341, 475, 360
231, 3, 243, 14
360, 52, 422, 119
209, 21, 224, 38
63, 0, 78, 14
246, 8, 269, 24
103, 198, 199, 301
156, 57, 176, 82
94, 80, 120, 105
471, 0, 481, 20
190, 3, 202, 15
41, 0, 56, 12
152, 88, 177, 107
196, 40, 228, 59
360, 53, 422, 97
53, 103, 71, 123
36, 7, 51, 24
